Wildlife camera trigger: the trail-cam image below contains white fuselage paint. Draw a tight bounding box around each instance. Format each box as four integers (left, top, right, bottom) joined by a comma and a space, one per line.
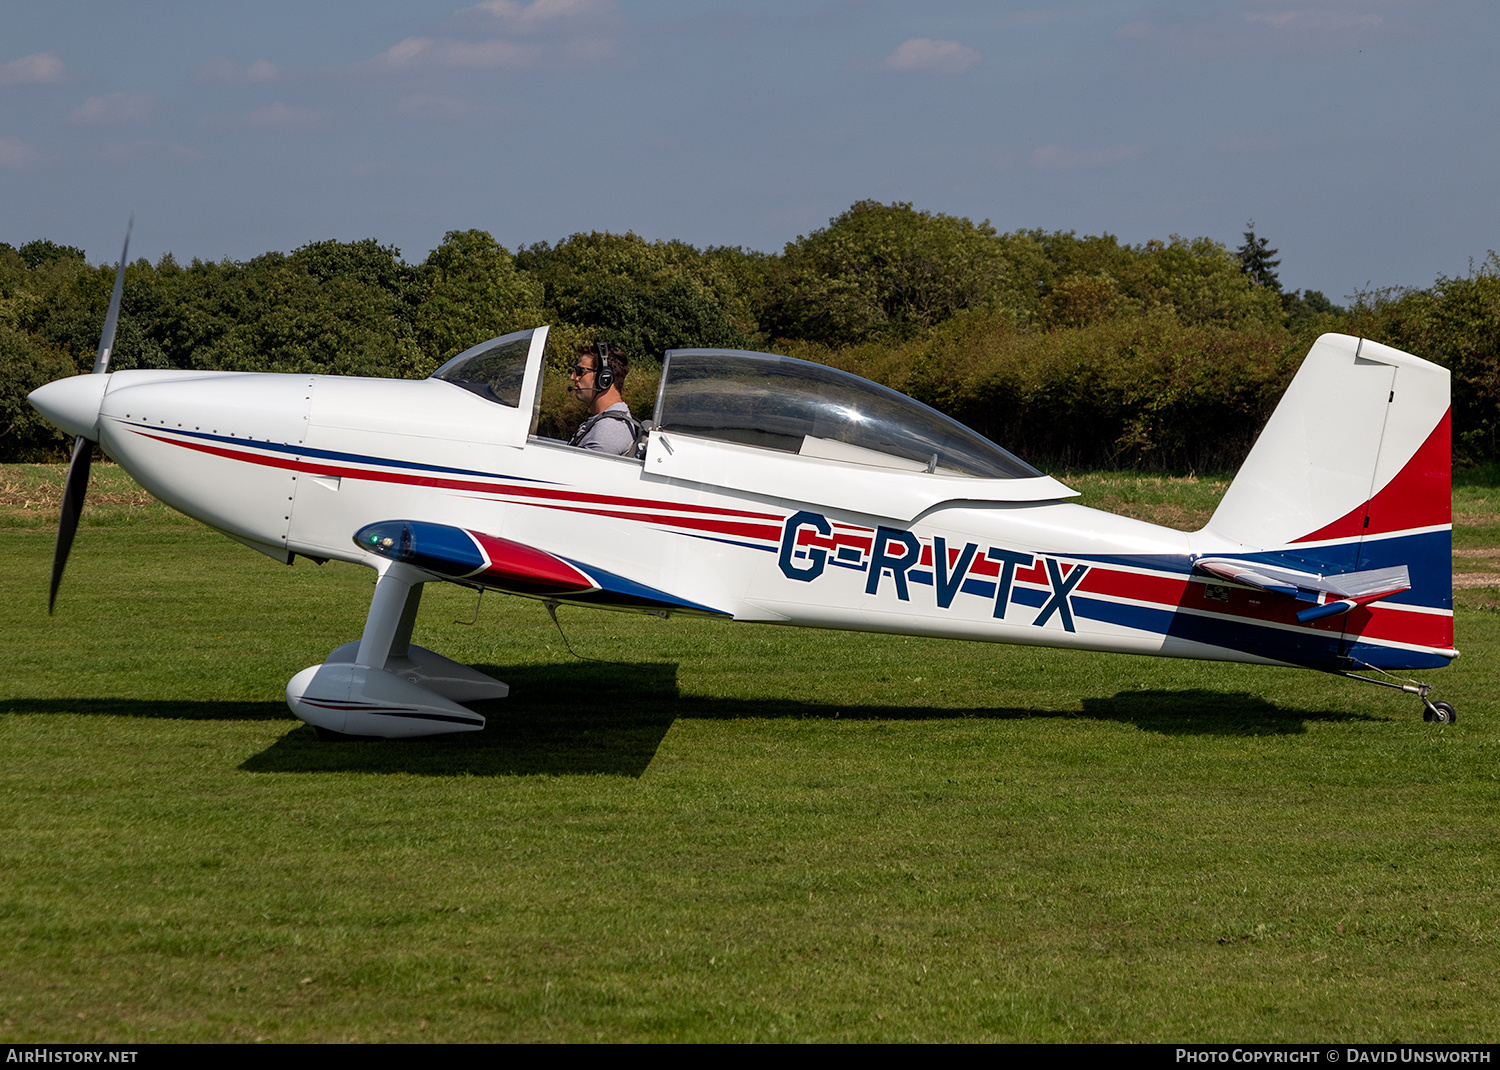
89, 367, 1278, 667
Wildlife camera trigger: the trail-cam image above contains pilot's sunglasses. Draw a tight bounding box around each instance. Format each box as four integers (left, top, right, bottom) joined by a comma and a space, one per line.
569, 363, 594, 376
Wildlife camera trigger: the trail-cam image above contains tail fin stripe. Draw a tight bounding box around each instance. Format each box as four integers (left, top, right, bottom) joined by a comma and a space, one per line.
1294, 410, 1452, 544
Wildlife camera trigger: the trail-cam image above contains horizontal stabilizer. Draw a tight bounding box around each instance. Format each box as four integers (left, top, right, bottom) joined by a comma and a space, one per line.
1195, 557, 1410, 618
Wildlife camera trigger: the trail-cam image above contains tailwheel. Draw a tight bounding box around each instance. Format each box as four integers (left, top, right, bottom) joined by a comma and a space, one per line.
1423, 700, 1457, 724
1338, 664, 1456, 725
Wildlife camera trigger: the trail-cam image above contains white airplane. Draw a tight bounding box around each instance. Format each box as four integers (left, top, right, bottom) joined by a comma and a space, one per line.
29, 234, 1458, 737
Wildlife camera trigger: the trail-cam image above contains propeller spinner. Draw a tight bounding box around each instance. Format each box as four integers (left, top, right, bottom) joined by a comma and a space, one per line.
45, 218, 131, 613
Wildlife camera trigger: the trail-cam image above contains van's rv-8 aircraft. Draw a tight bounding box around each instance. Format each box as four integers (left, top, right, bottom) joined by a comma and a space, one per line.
29, 231, 1458, 737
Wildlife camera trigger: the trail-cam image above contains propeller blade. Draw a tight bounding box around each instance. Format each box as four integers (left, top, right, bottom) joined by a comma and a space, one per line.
50, 216, 131, 611
92, 215, 132, 375
49, 435, 94, 613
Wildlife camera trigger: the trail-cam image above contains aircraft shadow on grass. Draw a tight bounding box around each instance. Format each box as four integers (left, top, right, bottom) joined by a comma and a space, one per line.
0, 697, 289, 720
7, 662, 1382, 779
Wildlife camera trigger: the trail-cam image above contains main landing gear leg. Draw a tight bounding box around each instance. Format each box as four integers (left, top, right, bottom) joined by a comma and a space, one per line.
285, 561, 506, 739
1339, 666, 1456, 723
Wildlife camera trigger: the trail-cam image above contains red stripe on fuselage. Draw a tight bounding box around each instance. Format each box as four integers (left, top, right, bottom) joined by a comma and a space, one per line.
1078, 567, 1189, 605
506, 501, 783, 542
135, 429, 786, 540
1015, 560, 1047, 585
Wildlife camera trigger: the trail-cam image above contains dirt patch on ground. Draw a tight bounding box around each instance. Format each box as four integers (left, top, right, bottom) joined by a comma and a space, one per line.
1451, 548, 1500, 588
0, 470, 157, 511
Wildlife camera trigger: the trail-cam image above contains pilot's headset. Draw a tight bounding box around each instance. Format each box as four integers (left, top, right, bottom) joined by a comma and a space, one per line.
593, 341, 615, 393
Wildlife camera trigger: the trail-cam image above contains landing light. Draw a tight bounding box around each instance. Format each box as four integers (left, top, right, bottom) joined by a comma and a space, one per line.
352, 520, 487, 578
356, 522, 414, 562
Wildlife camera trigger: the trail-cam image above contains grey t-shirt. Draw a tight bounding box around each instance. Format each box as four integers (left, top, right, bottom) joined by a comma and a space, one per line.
572, 402, 638, 456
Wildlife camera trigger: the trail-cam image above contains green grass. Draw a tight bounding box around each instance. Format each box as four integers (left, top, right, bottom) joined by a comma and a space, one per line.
1057, 470, 1234, 531
2, 465, 1498, 1042
1453, 467, 1500, 591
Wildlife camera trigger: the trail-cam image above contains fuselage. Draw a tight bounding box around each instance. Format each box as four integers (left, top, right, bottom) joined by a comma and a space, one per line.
81, 362, 1451, 675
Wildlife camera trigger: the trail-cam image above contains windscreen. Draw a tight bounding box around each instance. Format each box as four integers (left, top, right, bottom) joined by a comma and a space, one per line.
429, 333, 531, 407
654, 350, 1041, 480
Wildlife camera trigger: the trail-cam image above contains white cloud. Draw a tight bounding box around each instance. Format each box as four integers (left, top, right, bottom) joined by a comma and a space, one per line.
364, 31, 612, 72
469, 0, 617, 34
360, 0, 619, 75
244, 102, 320, 129
0, 136, 39, 169
371, 37, 437, 69
192, 57, 280, 84
1031, 144, 1141, 169
66, 92, 154, 125
880, 38, 980, 75
0, 51, 66, 86
437, 38, 530, 67
367, 35, 529, 70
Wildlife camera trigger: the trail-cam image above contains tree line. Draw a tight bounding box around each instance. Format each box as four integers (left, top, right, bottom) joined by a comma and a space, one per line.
3, 201, 1496, 471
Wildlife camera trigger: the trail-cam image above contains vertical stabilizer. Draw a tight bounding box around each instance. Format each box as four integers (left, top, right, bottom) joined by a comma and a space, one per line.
1206, 334, 1450, 551
1201, 333, 1452, 669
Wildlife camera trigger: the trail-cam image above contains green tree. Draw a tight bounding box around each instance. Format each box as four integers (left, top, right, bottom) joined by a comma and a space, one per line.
1281, 288, 1344, 329
414, 230, 543, 371
1235, 221, 1282, 292
1347, 254, 1500, 461
15, 239, 87, 270
1141, 235, 1284, 327
764, 201, 1012, 345
1011, 229, 1142, 323
290, 238, 412, 295
0, 324, 74, 460
517, 230, 750, 361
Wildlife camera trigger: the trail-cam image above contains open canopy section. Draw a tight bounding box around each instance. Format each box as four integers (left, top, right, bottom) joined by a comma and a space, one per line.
428, 326, 548, 441
430, 329, 534, 406
654, 349, 1042, 480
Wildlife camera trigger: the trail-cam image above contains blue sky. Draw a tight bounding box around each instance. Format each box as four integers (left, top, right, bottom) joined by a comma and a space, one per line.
2, 0, 1496, 299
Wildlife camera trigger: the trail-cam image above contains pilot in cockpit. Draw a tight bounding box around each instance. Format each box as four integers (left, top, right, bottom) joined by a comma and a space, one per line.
568, 341, 641, 456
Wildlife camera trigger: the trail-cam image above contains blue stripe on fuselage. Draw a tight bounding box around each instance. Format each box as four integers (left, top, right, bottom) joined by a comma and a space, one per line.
136, 424, 551, 483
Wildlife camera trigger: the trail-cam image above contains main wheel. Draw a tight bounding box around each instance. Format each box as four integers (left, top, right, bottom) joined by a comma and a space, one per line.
1424, 701, 1457, 724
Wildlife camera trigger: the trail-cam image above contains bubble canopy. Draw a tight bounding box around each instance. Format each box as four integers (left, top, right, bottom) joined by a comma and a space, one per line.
653, 349, 1040, 480
429, 331, 532, 407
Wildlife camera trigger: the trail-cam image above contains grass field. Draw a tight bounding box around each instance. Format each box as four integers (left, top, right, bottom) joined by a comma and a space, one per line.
2, 463, 1498, 1043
